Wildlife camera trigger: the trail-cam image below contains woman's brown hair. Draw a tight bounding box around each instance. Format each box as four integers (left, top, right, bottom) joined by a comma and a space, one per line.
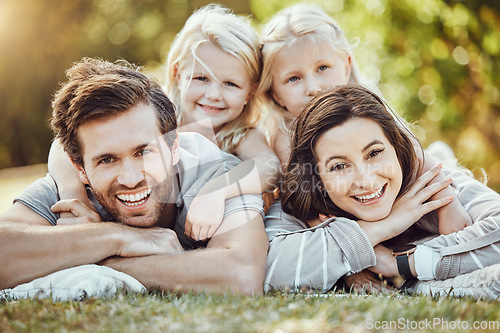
281, 85, 419, 221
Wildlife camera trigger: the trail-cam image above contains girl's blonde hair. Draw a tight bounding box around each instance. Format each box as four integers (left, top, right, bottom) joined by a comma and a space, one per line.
165, 4, 261, 153
257, 4, 376, 140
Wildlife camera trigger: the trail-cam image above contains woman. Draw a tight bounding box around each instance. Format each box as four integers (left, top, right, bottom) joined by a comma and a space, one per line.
265, 85, 500, 298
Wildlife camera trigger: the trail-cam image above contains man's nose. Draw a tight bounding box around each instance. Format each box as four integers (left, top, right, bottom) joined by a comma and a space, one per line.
117, 160, 145, 188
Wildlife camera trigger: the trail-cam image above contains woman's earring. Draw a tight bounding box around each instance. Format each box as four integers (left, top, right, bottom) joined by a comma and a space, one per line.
244, 100, 248, 105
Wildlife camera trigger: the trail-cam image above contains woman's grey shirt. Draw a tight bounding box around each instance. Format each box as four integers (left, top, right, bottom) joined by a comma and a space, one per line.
264, 166, 500, 292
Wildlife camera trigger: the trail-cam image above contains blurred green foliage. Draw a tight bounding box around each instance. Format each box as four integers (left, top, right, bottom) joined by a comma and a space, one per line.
1, 0, 499, 189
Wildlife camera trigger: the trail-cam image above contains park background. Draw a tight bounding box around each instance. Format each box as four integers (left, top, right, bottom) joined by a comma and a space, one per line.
1, 0, 500, 213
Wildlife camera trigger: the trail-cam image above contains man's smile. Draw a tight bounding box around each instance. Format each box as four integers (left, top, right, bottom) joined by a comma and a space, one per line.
116, 188, 152, 207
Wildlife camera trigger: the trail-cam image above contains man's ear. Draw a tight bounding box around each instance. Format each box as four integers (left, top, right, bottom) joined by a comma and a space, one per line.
171, 131, 180, 166
71, 160, 90, 185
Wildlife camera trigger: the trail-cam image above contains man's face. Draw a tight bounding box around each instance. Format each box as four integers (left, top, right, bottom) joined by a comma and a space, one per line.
74, 102, 179, 228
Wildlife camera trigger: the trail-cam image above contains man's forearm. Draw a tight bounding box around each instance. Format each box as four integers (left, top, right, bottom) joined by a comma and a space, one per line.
102, 214, 269, 295
102, 247, 266, 295
0, 222, 124, 289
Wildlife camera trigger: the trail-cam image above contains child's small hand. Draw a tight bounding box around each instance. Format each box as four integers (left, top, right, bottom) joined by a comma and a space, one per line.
185, 189, 226, 241
51, 199, 102, 225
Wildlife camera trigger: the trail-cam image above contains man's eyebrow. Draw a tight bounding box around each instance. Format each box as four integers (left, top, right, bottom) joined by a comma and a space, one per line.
91, 153, 114, 164
90, 142, 161, 164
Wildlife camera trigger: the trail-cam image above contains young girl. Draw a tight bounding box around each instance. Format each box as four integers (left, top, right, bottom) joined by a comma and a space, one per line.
256, 3, 471, 236
48, 5, 280, 242
266, 85, 500, 299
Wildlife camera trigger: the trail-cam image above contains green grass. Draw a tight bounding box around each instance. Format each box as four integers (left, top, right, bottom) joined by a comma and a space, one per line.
1, 291, 499, 332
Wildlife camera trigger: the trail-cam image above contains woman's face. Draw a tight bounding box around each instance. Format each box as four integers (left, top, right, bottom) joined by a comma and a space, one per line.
270, 37, 351, 117
314, 118, 403, 221
176, 42, 254, 133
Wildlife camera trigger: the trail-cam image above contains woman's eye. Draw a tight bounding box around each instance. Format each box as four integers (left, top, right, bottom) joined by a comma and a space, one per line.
328, 163, 347, 172
318, 65, 329, 72
194, 76, 208, 82
287, 76, 300, 83
368, 148, 384, 159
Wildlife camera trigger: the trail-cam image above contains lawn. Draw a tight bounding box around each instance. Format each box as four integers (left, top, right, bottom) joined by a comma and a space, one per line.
1, 166, 499, 332
1, 291, 499, 332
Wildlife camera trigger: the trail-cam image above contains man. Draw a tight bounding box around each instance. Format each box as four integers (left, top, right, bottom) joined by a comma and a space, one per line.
0, 58, 268, 296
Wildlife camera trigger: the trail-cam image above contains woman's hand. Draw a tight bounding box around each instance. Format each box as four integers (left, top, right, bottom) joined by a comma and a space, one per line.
368, 244, 399, 277
419, 149, 472, 234
358, 163, 453, 245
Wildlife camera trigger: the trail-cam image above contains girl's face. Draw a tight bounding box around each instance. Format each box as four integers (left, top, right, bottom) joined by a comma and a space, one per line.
314, 118, 403, 222
177, 43, 254, 133
270, 37, 351, 117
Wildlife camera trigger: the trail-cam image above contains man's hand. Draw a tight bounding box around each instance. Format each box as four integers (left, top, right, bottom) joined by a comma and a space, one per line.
51, 199, 102, 225
185, 189, 226, 241
343, 269, 394, 294
118, 227, 184, 257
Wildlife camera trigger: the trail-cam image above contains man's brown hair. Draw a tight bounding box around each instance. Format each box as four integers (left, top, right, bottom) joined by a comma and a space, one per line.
51, 57, 177, 166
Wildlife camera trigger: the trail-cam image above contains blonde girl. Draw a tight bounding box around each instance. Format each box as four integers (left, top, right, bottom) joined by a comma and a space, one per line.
257, 4, 376, 167
163, 4, 280, 240
48, 5, 280, 242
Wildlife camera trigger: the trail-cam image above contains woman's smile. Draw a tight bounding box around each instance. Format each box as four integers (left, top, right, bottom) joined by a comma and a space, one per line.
315, 118, 403, 221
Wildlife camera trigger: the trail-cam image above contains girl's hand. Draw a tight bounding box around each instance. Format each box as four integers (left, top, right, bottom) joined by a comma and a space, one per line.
51, 199, 102, 225
359, 163, 453, 245
185, 189, 226, 241
343, 269, 394, 294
